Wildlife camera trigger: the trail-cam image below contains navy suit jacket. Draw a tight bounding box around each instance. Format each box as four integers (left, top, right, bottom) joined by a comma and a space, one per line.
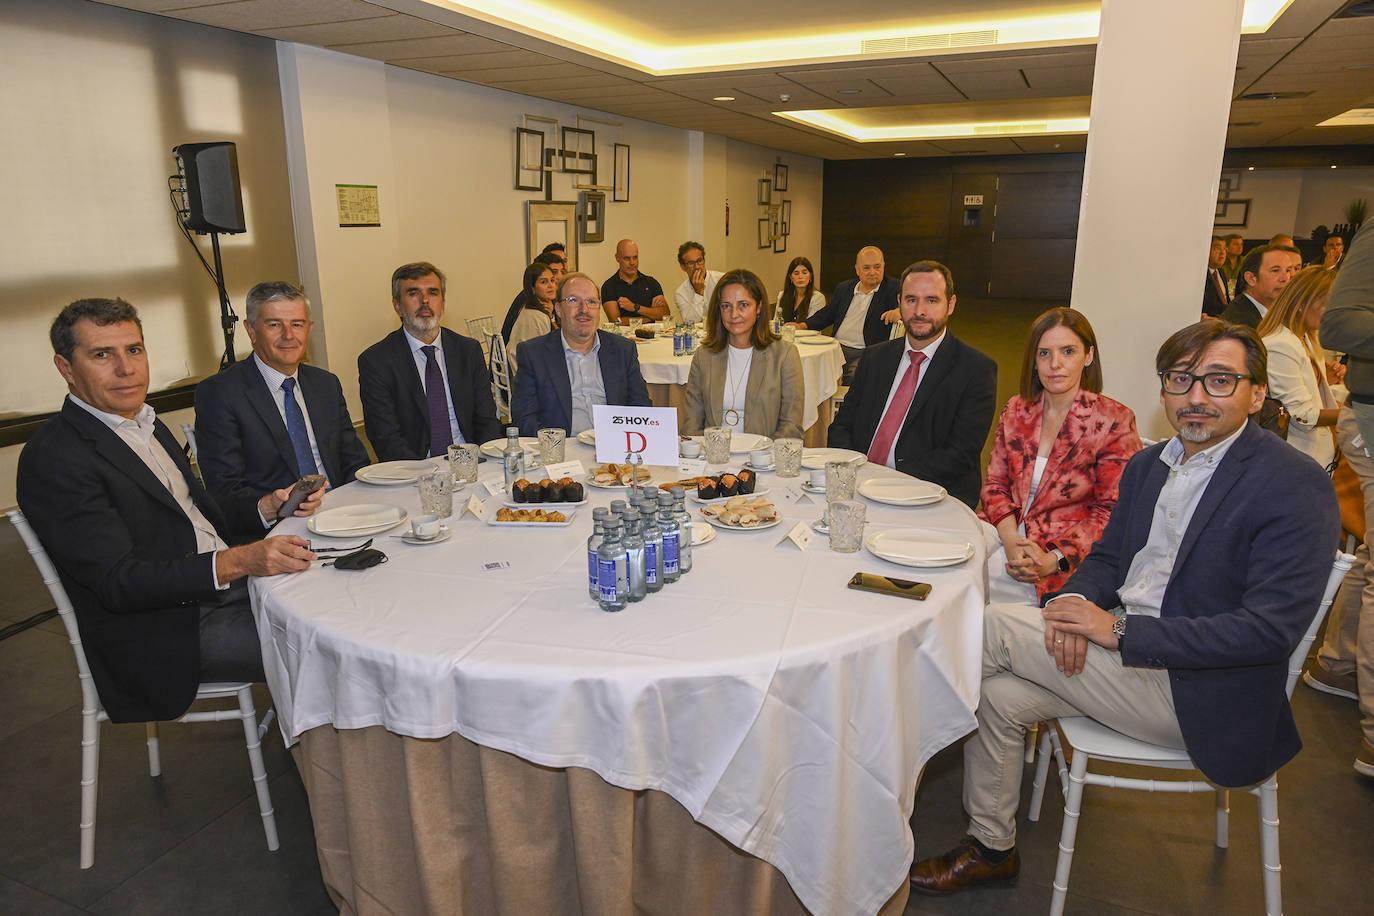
18, 399, 265, 723
1053, 422, 1338, 787
511, 330, 652, 436
357, 327, 503, 460
195, 356, 369, 508
804, 276, 899, 347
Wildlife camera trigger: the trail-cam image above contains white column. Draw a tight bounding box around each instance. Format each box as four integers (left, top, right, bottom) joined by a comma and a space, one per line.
685, 130, 727, 257
1069, 0, 1244, 437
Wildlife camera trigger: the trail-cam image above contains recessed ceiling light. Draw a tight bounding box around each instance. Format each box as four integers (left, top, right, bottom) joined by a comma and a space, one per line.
837, 89, 862, 96
1332, 164, 1339, 169
713, 96, 735, 101
893, 152, 907, 157
1248, 165, 1256, 170
1319, 108, 1374, 127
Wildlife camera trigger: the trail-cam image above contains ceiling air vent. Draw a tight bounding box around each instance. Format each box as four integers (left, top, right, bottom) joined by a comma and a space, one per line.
1238, 90, 1313, 101
1228, 121, 1262, 127
1335, 1, 1374, 18
862, 29, 999, 55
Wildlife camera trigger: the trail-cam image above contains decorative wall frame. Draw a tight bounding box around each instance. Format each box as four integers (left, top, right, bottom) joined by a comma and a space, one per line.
757, 178, 772, 206
515, 127, 545, 191
561, 127, 595, 175
578, 191, 605, 244
772, 222, 788, 254
773, 162, 789, 192
527, 200, 579, 270
1214, 198, 1251, 228
780, 199, 792, 236
757, 218, 771, 249
1218, 169, 1243, 195
613, 143, 631, 202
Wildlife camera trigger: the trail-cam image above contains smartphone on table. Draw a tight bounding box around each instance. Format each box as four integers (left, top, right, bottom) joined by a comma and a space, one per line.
847, 572, 932, 601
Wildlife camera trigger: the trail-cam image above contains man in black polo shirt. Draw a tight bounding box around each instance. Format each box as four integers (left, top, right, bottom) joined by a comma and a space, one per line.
601, 238, 668, 322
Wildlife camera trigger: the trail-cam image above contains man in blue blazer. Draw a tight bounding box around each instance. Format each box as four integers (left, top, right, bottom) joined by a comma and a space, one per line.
196, 281, 370, 509
512, 272, 651, 436
912, 320, 1339, 895
802, 246, 900, 381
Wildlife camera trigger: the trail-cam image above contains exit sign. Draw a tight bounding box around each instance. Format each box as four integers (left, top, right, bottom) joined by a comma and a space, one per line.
963, 194, 984, 206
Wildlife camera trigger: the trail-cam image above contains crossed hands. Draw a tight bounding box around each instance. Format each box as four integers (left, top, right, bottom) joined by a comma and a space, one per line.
1003, 535, 1056, 583
1040, 595, 1121, 677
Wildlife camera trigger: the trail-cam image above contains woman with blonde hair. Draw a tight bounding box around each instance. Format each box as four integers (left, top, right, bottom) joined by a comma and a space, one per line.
1257, 265, 1340, 468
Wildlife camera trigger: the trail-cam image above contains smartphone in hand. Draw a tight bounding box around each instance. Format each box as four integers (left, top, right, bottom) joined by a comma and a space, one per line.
278, 474, 326, 518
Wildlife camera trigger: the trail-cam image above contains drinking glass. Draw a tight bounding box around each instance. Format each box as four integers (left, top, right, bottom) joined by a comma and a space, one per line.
775, 437, 803, 478
448, 443, 480, 484
824, 460, 858, 527
628, 317, 643, 335
828, 500, 866, 553
418, 471, 454, 518
703, 426, 732, 464
538, 427, 566, 467
781, 325, 797, 345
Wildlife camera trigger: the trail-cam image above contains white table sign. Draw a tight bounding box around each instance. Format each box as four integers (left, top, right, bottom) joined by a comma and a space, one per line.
465, 494, 486, 519
776, 522, 813, 551
483, 479, 506, 497
678, 457, 708, 477
543, 460, 587, 480
592, 405, 680, 467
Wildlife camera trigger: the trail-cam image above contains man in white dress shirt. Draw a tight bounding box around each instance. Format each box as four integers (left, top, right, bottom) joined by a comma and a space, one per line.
672, 241, 722, 325
802, 246, 902, 383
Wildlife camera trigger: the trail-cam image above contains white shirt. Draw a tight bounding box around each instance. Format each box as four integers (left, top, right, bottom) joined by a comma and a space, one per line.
562, 333, 606, 435
1017, 456, 1051, 538
253, 354, 329, 484
835, 285, 877, 349
403, 329, 467, 445
70, 395, 232, 589
1115, 424, 1247, 618
873, 331, 946, 468
674, 270, 722, 325
722, 345, 754, 432
1244, 292, 1268, 321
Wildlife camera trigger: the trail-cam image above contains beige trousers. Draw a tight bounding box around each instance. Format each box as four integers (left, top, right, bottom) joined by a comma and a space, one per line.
964, 603, 1184, 850
1319, 407, 1374, 742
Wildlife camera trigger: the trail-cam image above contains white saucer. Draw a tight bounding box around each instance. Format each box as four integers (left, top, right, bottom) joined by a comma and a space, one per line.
690, 523, 716, 546
811, 517, 830, 535
398, 526, 451, 546
744, 460, 776, 471
801, 481, 827, 495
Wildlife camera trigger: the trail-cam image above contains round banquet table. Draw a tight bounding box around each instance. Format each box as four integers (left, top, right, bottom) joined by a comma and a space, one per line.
633, 332, 845, 446
251, 444, 986, 916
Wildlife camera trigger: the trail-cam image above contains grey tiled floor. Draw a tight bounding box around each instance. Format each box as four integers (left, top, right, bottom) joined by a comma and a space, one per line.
1, 522, 1370, 915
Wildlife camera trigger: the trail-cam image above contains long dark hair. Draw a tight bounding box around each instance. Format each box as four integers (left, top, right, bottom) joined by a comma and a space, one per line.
703, 269, 777, 352
501, 262, 554, 343
777, 257, 816, 322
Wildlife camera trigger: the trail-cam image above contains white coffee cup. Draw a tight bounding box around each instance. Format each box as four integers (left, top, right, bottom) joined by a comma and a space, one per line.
807, 468, 827, 489
680, 440, 703, 459
411, 514, 441, 540
750, 447, 774, 468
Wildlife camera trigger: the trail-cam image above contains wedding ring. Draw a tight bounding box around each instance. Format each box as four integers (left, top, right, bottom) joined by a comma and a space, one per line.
1055, 637, 1064, 645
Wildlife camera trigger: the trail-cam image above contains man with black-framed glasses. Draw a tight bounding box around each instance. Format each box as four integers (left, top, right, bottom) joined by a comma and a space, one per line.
913, 320, 1337, 895
512, 272, 652, 436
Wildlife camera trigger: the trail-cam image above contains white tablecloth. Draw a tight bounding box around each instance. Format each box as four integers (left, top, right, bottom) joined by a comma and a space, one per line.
251, 444, 985, 916
634, 335, 845, 430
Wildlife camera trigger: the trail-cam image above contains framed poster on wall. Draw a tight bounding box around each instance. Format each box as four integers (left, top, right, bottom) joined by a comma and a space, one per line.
527, 201, 579, 270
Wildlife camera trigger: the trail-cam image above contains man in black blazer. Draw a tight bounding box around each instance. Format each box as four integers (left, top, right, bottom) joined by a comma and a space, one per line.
912, 321, 1338, 894
1220, 243, 1301, 328
1202, 236, 1231, 318
803, 246, 901, 382
358, 262, 503, 459
18, 299, 319, 724
828, 260, 996, 507
196, 282, 370, 509
512, 272, 652, 436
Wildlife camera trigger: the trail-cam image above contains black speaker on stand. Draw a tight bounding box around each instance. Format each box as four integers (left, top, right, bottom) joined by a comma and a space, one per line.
170, 141, 246, 368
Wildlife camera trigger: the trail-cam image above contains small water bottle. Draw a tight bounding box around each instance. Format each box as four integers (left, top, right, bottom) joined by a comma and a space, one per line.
609, 498, 628, 520
638, 495, 664, 592
673, 324, 684, 357
597, 519, 628, 612
501, 426, 524, 494
657, 491, 681, 583
587, 508, 609, 600
622, 509, 647, 603
670, 487, 692, 575
682, 325, 694, 354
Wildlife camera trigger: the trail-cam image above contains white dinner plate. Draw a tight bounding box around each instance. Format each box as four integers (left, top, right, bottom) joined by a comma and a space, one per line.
796, 337, 834, 346
729, 433, 773, 454
576, 429, 596, 446
801, 448, 867, 470
793, 328, 820, 337
690, 486, 771, 505
354, 460, 439, 486
702, 512, 783, 532
864, 530, 974, 568
308, 504, 409, 538
480, 437, 540, 460
858, 478, 947, 507
486, 506, 579, 527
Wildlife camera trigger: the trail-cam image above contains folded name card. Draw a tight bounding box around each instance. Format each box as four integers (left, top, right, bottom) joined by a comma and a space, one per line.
543, 460, 587, 480
776, 522, 813, 551
466, 494, 486, 519
678, 457, 708, 477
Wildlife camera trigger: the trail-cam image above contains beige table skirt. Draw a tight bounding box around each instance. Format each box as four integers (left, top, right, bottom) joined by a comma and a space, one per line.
296, 725, 909, 916
646, 384, 834, 448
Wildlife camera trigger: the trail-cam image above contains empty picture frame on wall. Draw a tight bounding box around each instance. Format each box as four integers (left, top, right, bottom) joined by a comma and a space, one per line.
773, 222, 787, 254
527, 201, 579, 270
780, 199, 792, 236
515, 128, 545, 191
561, 127, 595, 175
1218, 169, 1243, 195
1214, 198, 1251, 228
579, 191, 605, 244
773, 162, 789, 192
613, 143, 631, 202
757, 178, 772, 206
757, 218, 771, 249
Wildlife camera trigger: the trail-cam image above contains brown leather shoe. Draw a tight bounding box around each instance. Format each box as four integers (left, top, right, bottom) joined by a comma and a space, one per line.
910, 836, 1020, 895
1356, 739, 1374, 780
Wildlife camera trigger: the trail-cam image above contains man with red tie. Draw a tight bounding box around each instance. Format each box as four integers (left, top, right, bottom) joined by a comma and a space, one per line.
827, 260, 997, 507
1202, 236, 1231, 318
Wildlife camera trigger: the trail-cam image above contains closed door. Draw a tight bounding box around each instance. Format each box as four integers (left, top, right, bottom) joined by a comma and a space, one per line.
945, 174, 998, 297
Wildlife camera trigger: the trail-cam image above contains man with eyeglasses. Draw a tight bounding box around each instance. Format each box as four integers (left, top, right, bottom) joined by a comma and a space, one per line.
673, 241, 722, 324
912, 320, 1337, 895
511, 272, 652, 436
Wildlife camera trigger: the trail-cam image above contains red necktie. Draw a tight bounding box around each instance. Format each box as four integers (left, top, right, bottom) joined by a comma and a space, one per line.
868, 351, 925, 465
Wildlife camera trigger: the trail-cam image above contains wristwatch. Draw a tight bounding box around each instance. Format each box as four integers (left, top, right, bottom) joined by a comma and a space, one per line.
1051, 547, 1069, 573
1112, 614, 1127, 651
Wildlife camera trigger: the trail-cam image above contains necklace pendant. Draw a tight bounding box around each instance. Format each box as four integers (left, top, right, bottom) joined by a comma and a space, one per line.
724, 408, 741, 426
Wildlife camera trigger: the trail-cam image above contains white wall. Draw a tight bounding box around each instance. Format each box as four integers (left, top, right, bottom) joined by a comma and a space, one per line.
1215, 166, 1374, 239
723, 139, 825, 300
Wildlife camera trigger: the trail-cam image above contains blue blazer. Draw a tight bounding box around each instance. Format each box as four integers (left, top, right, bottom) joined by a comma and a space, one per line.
511, 330, 652, 436
195, 356, 370, 509
1053, 421, 1338, 787
803, 276, 899, 347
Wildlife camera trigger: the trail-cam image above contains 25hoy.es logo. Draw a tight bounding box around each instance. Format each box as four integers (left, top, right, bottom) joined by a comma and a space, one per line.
611, 414, 660, 453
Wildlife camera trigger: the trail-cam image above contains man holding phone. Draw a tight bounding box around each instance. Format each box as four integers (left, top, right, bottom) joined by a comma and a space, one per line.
18, 299, 322, 724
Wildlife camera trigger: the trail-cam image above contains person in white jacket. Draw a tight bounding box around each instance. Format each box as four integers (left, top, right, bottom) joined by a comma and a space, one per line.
1257, 266, 1340, 469
672, 241, 722, 324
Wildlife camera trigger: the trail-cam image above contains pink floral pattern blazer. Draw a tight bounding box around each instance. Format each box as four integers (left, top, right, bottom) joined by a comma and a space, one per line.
978, 390, 1141, 597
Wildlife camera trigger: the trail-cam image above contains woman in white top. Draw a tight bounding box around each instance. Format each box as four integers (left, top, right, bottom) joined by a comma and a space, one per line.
774, 256, 825, 323
682, 268, 804, 439
503, 261, 557, 375
1257, 265, 1340, 469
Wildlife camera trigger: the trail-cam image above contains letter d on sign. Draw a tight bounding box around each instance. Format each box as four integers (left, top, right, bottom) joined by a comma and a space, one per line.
624, 431, 647, 454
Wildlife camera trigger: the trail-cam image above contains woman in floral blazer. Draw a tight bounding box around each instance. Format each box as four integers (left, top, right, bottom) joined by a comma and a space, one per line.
979, 308, 1141, 602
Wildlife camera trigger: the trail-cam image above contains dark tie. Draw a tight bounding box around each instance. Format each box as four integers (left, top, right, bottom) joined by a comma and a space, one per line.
422, 345, 454, 457
280, 377, 317, 476
867, 351, 926, 465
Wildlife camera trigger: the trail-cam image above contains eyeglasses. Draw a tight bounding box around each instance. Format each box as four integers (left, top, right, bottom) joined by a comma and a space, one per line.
558, 296, 601, 310
681, 257, 705, 269
1158, 370, 1252, 397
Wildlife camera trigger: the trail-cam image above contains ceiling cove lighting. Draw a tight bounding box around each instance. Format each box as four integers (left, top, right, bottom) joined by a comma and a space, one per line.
1318, 108, 1374, 127
712, 96, 735, 101
437, 1, 1292, 75
773, 109, 1090, 143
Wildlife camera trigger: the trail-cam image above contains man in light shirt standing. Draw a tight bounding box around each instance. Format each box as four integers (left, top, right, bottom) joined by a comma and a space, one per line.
672, 241, 722, 325
910, 320, 1338, 894
18, 299, 320, 724
803, 246, 901, 383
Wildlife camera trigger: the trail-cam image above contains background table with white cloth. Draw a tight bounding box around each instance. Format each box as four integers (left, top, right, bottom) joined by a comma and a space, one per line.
251, 443, 986, 916
634, 333, 845, 446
